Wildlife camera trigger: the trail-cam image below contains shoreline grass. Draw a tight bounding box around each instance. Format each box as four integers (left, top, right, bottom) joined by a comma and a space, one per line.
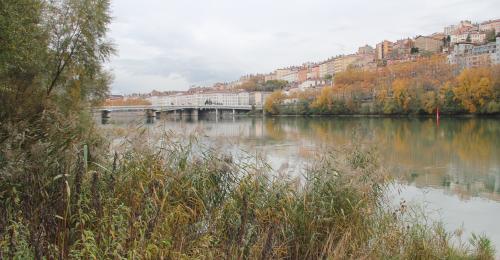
1, 124, 495, 259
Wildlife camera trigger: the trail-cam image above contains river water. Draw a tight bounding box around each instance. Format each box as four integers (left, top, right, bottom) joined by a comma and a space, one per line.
98, 114, 500, 251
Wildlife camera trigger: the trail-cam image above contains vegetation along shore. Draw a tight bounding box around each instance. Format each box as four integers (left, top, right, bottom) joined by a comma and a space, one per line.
0, 0, 497, 258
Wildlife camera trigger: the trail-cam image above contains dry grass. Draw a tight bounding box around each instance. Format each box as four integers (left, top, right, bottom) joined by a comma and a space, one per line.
0, 118, 495, 259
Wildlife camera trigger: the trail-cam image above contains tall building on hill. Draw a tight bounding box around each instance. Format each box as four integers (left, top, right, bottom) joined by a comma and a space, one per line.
319, 60, 335, 78
376, 40, 393, 60
333, 55, 358, 74
306, 65, 320, 80
479, 19, 500, 33
275, 69, 292, 81
297, 67, 308, 82
392, 38, 414, 59
414, 36, 443, 53
358, 44, 374, 55
445, 20, 477, 36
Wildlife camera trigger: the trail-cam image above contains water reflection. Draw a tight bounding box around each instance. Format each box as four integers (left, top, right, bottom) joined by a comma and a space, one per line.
261, 117, 500, 201
96, 114, 500, 251
98, 114, 500, 202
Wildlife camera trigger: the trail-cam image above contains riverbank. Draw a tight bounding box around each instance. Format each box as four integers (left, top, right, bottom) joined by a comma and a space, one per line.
5, 126, 497, 258
249, 112, 500, 118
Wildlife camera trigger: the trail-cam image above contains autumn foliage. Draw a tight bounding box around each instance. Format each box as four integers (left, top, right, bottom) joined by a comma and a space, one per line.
103, 97, 152, 106
266, 55, 500, 115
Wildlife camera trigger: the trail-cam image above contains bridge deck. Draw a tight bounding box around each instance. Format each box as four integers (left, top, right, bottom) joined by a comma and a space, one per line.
96, 105, 258, 112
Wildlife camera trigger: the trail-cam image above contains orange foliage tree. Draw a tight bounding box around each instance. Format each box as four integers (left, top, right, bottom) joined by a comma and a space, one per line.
264, 91, 285, 114
453, 67, 495, 113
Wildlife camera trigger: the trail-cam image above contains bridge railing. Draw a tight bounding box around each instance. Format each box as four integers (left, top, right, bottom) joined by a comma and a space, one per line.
95, 104, 258, 111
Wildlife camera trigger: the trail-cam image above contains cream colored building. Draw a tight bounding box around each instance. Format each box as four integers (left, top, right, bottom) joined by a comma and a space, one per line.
451, 33, 486, 45
414, 36, 443, 53
479, 19, 500, 33
376, 40, 393, 60
275, 69, 293, 81
282, 71, 298, 83
319, 60, 335, 78
148, 92, 252, 107
470, 33, 486, 44
333, 55, 358, 74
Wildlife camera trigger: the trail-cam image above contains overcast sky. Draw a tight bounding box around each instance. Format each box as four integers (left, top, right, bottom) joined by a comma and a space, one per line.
108, 0, 498, 94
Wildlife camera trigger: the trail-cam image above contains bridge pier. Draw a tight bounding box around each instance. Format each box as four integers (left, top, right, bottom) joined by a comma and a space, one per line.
101, 110, 110, 119
155, 111, 162, 119
145, 109, 156, 118
191, 109, 199, 120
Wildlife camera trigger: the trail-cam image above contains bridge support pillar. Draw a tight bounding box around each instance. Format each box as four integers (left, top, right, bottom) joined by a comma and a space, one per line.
101, 110, 110, 124
191, 109, 199, 120
155, 111, 162, 119
145, 109, 155, 119
101, 110, 110, 119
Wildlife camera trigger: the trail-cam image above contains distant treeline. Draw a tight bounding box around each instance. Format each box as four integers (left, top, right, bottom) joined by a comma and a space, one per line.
265, 56, 500, 115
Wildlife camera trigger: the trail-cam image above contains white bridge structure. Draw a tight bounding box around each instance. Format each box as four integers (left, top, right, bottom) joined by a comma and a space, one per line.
96, 91, 270, 120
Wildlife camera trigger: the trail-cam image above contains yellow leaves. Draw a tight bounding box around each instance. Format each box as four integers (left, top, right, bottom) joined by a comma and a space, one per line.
422, 91, 437, 114
453, 67, 494, 113
392, 79, 411, 111
311, 87, 334, 110
264, 90, 284, 114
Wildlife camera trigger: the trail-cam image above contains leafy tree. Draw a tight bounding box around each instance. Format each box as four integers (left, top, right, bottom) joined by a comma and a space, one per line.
0, 0, 114, 257
486, 30, 496, 42
264, 90, 285, 114
453, 68, 494, 113
392, 79, 411, 112
262, 80, 288, 91
421, 91, 437, 114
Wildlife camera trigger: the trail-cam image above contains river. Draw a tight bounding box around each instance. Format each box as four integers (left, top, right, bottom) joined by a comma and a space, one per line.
97, 114, 500, 251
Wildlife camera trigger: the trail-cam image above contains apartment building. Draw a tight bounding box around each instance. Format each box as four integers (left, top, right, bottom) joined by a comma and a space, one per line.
149, 92, 252, 107
352, 54, 376, 69
297, 68, 308, 82
358, 44, 375, 55
392, 38, 414, 58
479, 19, 500, 33
282, 71, 299, 83
275, 69, 293, 80
319, 60, 335, 78
306, 65, 320, 80
447, 36, 499, 69
333, 55, 358, 74
450, 32, 487, 45
376, 40, 393, 60
414, 36, 443, 53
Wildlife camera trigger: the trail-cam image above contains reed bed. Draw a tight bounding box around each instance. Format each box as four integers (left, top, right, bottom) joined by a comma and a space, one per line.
0, 117, 495, 259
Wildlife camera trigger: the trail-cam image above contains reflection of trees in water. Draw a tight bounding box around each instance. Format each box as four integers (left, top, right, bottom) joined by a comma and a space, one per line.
262, 117, 500, 201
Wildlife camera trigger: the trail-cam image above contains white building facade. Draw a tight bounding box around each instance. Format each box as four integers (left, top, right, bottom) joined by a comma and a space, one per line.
148, 92, 252, 107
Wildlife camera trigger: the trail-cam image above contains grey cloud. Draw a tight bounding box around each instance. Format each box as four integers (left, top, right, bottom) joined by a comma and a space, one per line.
114, 56, 243, 84
108, 0, 499, 93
